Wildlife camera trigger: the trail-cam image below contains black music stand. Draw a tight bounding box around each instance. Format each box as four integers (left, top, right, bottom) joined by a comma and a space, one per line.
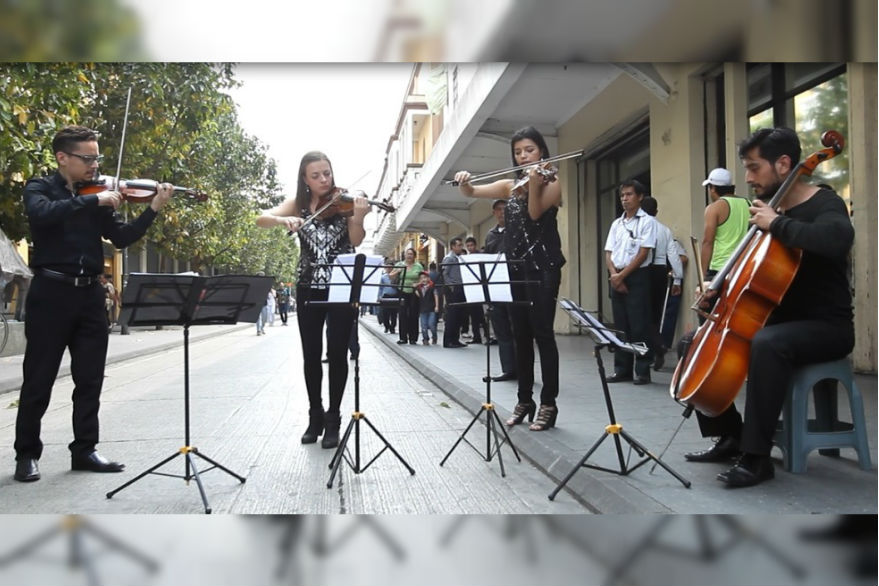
316, 254, 415, 489
106, 272, 274, 513
548, 299, 690, 501
439, 254, 529, 477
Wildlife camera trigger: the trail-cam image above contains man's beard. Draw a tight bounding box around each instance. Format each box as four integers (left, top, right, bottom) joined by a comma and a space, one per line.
757, 179, 783, 202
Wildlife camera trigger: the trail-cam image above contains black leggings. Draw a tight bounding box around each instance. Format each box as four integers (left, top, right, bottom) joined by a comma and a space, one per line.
296, 287, 356, 415
510, 268, 561, 407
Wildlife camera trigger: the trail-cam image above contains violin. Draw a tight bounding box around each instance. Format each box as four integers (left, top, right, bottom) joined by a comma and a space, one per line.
510, 163, 558, 197
288, 188, 396, 236
669, 130, 845, 416
75, 174, 208, 203
312, 187, 395, 219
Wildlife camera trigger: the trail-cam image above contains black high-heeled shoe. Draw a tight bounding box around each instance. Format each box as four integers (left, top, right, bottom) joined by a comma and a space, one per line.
301, 407, 325, 444
529, 405, 558, 431
506, 401, 536, 426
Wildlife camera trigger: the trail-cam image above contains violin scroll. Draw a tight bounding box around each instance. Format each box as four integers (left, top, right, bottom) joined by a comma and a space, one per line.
821, 130, 844, 154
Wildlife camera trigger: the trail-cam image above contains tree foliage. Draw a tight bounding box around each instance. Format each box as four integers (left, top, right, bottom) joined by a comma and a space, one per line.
0, 62, 299, 282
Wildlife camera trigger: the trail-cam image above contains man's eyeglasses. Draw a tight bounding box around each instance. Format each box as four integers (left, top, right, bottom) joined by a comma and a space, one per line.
65, 152, 104, 164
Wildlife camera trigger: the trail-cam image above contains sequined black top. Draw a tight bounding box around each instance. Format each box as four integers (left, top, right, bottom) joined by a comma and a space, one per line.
504, 195, 565, 272
296, 209, 354, 288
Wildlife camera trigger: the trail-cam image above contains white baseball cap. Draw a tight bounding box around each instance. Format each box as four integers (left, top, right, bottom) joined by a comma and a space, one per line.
702, 168, 732, 186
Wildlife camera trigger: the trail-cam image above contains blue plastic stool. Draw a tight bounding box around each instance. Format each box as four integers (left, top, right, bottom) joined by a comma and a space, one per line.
773, 357, 872, 473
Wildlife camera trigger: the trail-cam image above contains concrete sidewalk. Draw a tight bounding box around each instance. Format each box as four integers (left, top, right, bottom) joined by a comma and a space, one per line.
359, 311, 877, 514
0, 323, 252, 397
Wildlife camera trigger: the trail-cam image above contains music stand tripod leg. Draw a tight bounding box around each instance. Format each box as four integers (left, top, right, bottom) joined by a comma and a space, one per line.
618, 429, 691, 488
190, 448, 247, 483
184, 450, 213, 514
327, 413, 358, 488
548, 430, 612, 501
106, 450, 183, 499
360, 415, 415, 474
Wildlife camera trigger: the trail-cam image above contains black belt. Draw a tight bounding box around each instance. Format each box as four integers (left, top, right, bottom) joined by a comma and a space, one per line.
36, 268, 100, 287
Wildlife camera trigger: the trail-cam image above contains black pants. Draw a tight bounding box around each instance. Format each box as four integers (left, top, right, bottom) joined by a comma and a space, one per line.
278, 303, 289, 324
397, 291, 419, 343
695, 318, 854, 455
379, 294, 398, 332
648, 264, 670, 352
609, 267, 654, 378
468, 304, 486, 342
15, 275, 108, 460
297, 286, 356, 415
510, 268, 561, 406
489, 304, 516, 376
443, 286, 465, 346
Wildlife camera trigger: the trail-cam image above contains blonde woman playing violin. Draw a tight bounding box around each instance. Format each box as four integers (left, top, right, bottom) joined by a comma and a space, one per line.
454, 126, 566, 432
256, 151, 369, 450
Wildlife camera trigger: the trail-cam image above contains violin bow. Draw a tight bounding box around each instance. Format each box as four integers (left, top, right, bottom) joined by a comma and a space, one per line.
114, 87, 133, 192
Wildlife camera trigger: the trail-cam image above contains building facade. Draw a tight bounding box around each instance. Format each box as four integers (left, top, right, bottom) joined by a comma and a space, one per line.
371, 62, 877, 373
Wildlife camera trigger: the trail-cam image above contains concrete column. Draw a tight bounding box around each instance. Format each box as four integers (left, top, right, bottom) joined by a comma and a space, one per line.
848, 63, 877, 372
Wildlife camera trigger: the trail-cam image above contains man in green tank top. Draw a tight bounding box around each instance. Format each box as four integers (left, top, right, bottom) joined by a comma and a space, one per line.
700, 168, 751, 279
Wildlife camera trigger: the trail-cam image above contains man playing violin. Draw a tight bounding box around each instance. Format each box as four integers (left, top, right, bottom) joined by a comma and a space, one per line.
13, 125, 173, 483
686, 127, 854, 488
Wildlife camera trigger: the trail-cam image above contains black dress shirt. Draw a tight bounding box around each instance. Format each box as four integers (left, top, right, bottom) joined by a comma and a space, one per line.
24, 172, 158, 275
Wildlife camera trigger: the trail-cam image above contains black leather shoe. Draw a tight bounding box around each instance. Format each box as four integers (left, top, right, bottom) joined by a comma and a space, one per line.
491, 373, 517, 382
606, 373, 633, 383
71, 451, 125, 473
14, 458, 40, 482
443, 342, 466, 348
633, 376, 651, 385
717, 455, 774, 488
396, 339, 409, 345
684, 436, 740, 462
652, 350, 666, 371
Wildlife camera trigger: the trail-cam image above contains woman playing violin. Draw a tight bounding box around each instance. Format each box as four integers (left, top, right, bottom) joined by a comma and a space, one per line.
255, 151, 369, 449
453, 126, 566, 432
685, 127, 855, 488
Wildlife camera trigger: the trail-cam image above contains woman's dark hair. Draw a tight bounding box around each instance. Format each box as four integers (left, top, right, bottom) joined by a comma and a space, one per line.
510, 126, 551, 169
52, 125, 98, 155
738, 127, 801, 167
295, 151, 334, 213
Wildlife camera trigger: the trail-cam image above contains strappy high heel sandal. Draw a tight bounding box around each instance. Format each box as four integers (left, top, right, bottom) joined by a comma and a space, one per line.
529, 404, 558, 431
506, 401, 536, 426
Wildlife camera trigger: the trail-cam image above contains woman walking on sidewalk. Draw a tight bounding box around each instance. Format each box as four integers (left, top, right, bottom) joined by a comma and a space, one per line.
453, 126, 566, 432
256, 151, 370, 449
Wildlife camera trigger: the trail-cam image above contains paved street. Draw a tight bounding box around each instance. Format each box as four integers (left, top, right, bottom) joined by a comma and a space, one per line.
0, 321, 587, 515
0, 310, 875, 515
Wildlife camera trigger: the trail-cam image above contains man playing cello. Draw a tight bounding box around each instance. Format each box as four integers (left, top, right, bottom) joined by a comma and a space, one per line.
685, 127, 854, 488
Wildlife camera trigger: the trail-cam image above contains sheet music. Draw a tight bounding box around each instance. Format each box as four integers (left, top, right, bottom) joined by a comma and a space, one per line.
328, 253, 384, 304
459, 253, 513, 303
559, 298, 648, 355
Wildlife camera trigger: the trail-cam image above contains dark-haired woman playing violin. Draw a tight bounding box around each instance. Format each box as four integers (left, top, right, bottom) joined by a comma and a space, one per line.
454, 126, 566, 432
256, 151, 369, 449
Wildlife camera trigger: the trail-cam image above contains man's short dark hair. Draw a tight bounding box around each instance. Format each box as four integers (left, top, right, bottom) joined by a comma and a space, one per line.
714, 185, 736, 196
450, 237, 463, 247
620, 178, 647, 196
465, 236, 477, 245
641, 196, 658, 216
492, 198, 507, 210
52, 125, 98, 155
738, 127, 801, 167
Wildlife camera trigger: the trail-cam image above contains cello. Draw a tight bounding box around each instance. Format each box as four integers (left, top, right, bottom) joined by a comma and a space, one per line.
669, 130, 845, 416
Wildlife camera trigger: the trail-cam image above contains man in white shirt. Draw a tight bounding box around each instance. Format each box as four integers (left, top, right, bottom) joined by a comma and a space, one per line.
603, 180, 657, 385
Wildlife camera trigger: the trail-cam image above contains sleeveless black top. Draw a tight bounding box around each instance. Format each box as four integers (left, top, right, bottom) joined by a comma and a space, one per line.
504, 195, 565, 273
